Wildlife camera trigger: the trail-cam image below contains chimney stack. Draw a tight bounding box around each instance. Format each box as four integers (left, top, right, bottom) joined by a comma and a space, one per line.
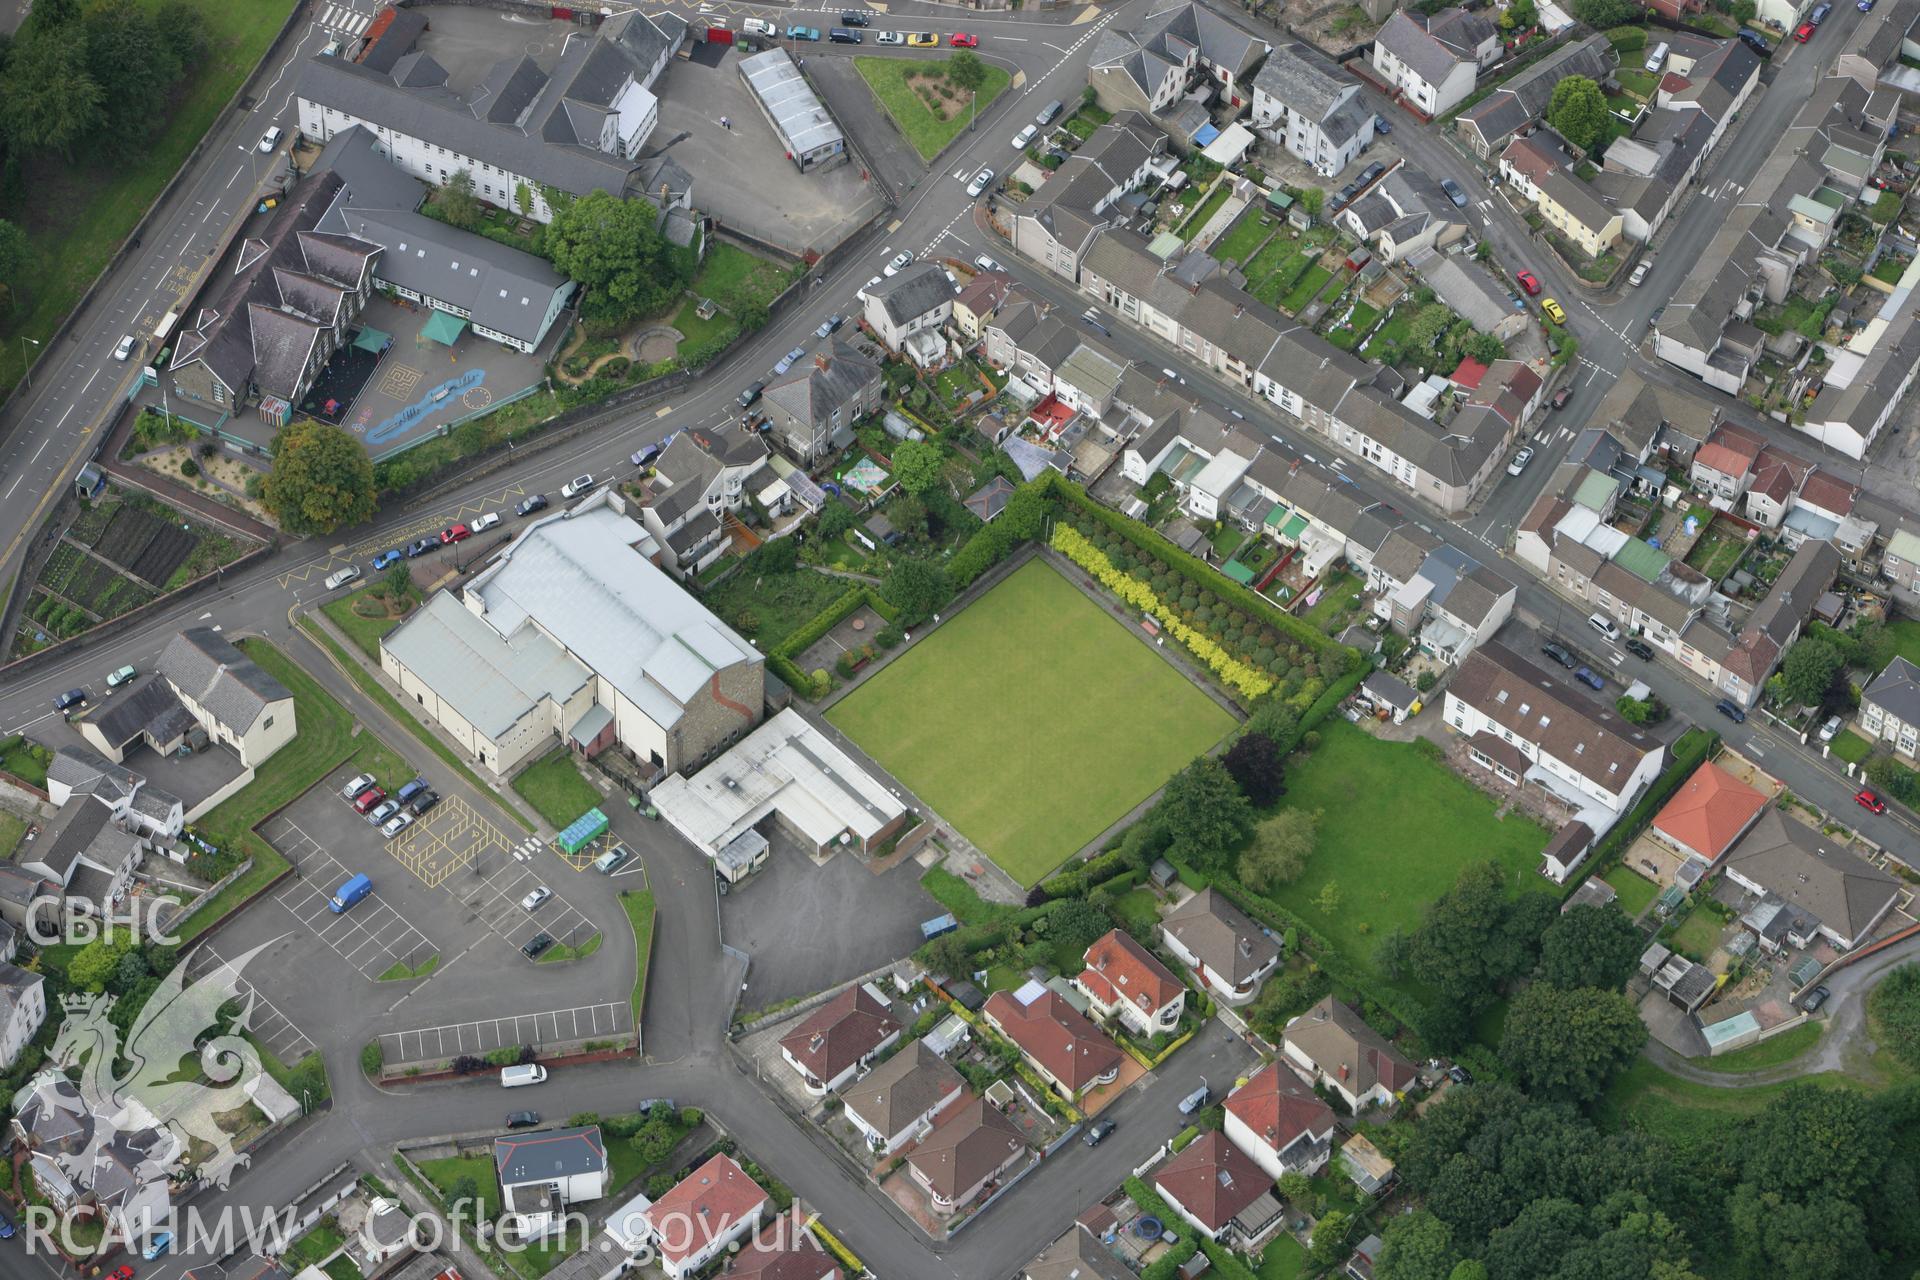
814, 354, 830, 372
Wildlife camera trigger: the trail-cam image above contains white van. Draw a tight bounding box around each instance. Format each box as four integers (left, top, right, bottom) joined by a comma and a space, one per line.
743, 17, 777, 35
1644, 41, 1669, 73
501, 1064, 548, 1088
1587, 612, 1621, 642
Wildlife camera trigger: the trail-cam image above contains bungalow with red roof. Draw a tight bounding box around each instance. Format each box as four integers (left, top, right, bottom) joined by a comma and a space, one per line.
1224, 1062, 1335, 1179
779, 984, 901, 1095
1650, 760, 1769, 866
983, 981, 1122, 1101
1152, 1132, 1286, 1248
1281, 997, 1417, 1112
907, 1095, 1028, 1216
640, 1154, 771, 1280
1073, 929, 1185, 1038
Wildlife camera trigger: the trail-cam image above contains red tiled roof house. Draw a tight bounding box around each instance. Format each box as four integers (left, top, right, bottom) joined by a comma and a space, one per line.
1072, 928, 1185, 1038
1152, 1131, 1286, 1248
779, 984, 901, 1095
640, 1154, 771, 1280
1650, 761, 1769, 866
1223, 1062, 1335, 1179
983, 982, 1122, 1102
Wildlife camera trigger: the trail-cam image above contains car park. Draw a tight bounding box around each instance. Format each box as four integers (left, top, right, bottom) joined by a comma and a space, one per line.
1013, 123, 1038, 148
372, 548, 402, 570
107, 665, 137, 689
1630, 260, 1651, 286
967, 167, 995, 197
841, 9, 871, 23
1857, 788, 1888, 814
340, 773, 377, 801
114, 334, 137, 361
1441, 178, 1469, 207
1515, 269, 1541, 295
785, 25, 820, 40
521, 886, 552, 912
1507, 447, 1533, 475
396, 777, 428, 805
1540, 642, 1575, 668
1715, 699, 1747, 723
258, 127, 282, 153
522, 932, 554, 959
517, 494, 549, 516
324, 565, 361, 590
561, 474, 596, 498
1803, 984, 1832, 1011
506, 1110, 542, 1129
408, 789, 441, 817
1624, 638, 1655, 660
875, 29, 904, 44
440, 524, 471, 545
367, 799, 401, 826
907, 31, 937, 46
1573, 666, 1605, 691
1084, 1119, 1116, 1146
884, 250, 913, 275
594, 845, 633, 873
353, 786, 387, 815
815, 314, 844, 338
950, 31, 978, 45
381, 811, 415, 838
1541, 297, 1567, 324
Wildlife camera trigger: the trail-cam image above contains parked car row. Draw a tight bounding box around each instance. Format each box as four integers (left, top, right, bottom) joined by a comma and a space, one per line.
340, 770, 440, 839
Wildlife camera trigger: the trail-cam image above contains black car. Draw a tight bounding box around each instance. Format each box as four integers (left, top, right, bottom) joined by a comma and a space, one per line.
1359, 161, 1386, 186
1447, 1065, 1472, 1086
53, 688, 87, 711
1715, 698, 1747, 723
840, 9, 870, 22
739, 382, 766, 409
1803, 984, 1832, 1011
405, 537, 437, 558
1740, 27, 1772, 55
1624, 638, 1655, 660
1084, 1119, 1116, 1147
517, 494, 549, 517
522, 932, 554, 959
506, 1110, 541, 1128
1540, 642, 1576, 669
408, 789, 441, 817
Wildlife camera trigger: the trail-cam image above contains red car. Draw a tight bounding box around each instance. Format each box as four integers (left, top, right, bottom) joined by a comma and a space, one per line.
353, 786, 387, 815
1550, 386, 1573, 410
1795, 21, 1814, 38
949, 31, 978, 46
440, 523, 471, 545
110, 1267, 135, 1280
1856, 788, 1888, 814
1515, 269, 1541, 296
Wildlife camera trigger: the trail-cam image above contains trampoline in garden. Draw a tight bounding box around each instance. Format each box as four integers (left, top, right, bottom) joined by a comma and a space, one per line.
297, 339, 384, 424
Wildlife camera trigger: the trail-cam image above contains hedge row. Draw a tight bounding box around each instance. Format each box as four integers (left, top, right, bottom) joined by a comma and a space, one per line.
1561, 726, 1718, 901
1051, 479, 1362, 678
767, 584, 901, 698
1035, 815, 1166, 902
1124, 1178, 1203, 1280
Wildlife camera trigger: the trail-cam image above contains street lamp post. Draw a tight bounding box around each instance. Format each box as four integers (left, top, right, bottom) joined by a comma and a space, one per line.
970, 89, 977, 132
20, 336, 39, 387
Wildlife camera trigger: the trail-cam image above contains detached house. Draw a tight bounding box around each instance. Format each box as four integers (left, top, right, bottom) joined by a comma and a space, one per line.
640, 1155, 770, 1280
493, 1126, 608, 1238
1369, 8, 1498, 118
1073, 928, 1185, 1038
907, 1096, 1027, 1216
778, 983, 901, 1095
635, 426, 769, 575
1224, 1062, 1335, 1180
984, 981, 1122, 1101
1282, 997, 1416, 1111
1087, 2, 1269, 118
1152, 1132, 1285, 1248
157, 629, 296, 769
1649, 760, 1770, 866
1160, 887, 1279, 1005
862, 264, 953, 366
837, 1040, 963, 1156
1250, 41, 1376, 178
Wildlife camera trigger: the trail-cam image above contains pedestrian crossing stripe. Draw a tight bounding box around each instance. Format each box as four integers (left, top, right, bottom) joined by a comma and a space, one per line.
320, 5, 372, 35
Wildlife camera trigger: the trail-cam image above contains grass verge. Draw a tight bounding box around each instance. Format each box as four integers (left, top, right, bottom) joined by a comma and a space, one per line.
622, 890, 656, 1022
853, 57, 1012, 161
535, 931, 604, 964
1689, 1021, 1822, 1073
377, 955, 441, 982
511, 748, 604, 829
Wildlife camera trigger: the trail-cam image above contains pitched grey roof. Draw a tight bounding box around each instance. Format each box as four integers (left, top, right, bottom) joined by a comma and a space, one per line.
1448, 640, 1658, 792
493, 1125, 607, 1185
1457, 34, 1615, 150
46, 747, 140, 802
871, 262, 955, 327
1252, 40, 1353, 122
34, 803, 114, 883
1725, 808, 1899, 943
86, 681, 196, 754
763, 341, 883, 432
1026, 1225, 1133, 1280
158, 628, 292, 737
837, 1039, 962, 1139
1865, 655, 1920, 726
1161, 886, 1279, 987
1376, 9, 1478, 86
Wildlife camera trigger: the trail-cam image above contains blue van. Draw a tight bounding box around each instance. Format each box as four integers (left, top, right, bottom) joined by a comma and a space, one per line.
330, 873, 373, 913
396, 777, 429, 806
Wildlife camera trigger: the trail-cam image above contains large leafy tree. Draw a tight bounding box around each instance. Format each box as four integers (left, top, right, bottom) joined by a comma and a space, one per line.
546, 190, 687, 330
262, 420, 377, 536
438, 168, 483, 229
2, 26, 104, 159
1159, 756, 1253, 873
890, 440, 944, 495
1547, 76, 1609, 151
1537, 903, 1643, 992
1238, 808, 1317, 892
1376, 1210, 1457, 1280
881, 557, 950, 625
1222, 729, 1286, 806
1777, 637, 1845, 707
1499, 983, 1645, 1104
84, 0, 187, 158
1396, 861, 1557, 1037
1870, 963, 1920, 1069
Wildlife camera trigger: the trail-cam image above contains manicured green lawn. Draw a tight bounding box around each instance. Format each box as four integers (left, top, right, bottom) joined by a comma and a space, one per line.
1603, 864, 1660, 918
0, 0, 291, 393
1301, 570, 1363, 632
854, 57, 1012, 161
1115, 887, 1161, 931
693, 241, 798, 312
0, 737, 51, 787
1668, 907, 1727, 960
1261, 721, 1551, 992
511, 749, 603, 829
830, 559, 1234, 886
1830, 729, 1872, 764
1614, 68, 1659, 98
1691, 1021, 1821, 1073
1886, 619, 1920, 668
284, 1221, 345, 1272
1212, 212, 1275, 265
622, 890, 655, 1020
1281, 265, 1334, 315
322, 594, 404, 662
1255, 1233, 1307, 1280
418, 1155, 498, 1220
921, 866, 1017, 926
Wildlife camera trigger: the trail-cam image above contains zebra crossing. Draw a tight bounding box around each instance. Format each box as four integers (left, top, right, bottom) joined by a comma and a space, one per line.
319, 3, 375, 37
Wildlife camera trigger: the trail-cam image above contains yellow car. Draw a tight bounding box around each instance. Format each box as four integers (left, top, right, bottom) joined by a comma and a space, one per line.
1541, 297, 1567, 325
907, 30, 938, 46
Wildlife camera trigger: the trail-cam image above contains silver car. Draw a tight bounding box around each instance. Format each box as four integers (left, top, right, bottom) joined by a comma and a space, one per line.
381, 811, 415, 838
521, 886, 552, 913
966, 167, 995, 197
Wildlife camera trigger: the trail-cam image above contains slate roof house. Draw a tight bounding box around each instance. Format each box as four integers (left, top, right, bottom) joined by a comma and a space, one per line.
837, 1040, 964, 1156
0, 963, 45, 1070
633, 426, 769, 575
1369, 8, 1498, 118
1023, 1224, 1133, 1280
862, 263, 954, 366
296, 9, 686, 223
1861, 656, 1920, 760
761, 343, 884, 461
494, 1126, 608, 1236
156, 628, 296, 769
1224, 1061, 1335, 1179
1160, 888, 1281, 1005
1011, 113, 1169, 279
1456, 34, 1616, 159
906, 1096, 1027, 1216
1249, 40, 1376, 177
1282, 997, 1417, 1111
1723, 808, 1901, 950
1152, 1131, 1285, 1247
778, 984, 901, 1095
1087, 1, 1270, 119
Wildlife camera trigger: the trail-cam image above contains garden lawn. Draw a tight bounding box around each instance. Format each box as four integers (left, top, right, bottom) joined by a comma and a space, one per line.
1301, 570, 1363, 632
1255, 1233, 1307, 1280
1830, 730, 1872, 765
0, 811, 24, 860
1177, 184, 1231, 241
1212, 212, 1274, 265
1263, 721, 1551, 992
1668, 907, 1728, 960
1281, 265, 1333, 315
854, 58, 1012, 161
0, 737, 49, 787
418, 1155, 498, 1220
921, 866, 1017, 926
1886, 619, 1920, 668
1602, 864, 1660, 918
1361, 307, 1415, 361
512, 749, 603, 829
1691, 1021, 1821, 1073
701, 566, 848, 650
322, 593, 405, 662
692, 242, 798, 313
829, 559, 1233, 886
0, 0, 289, 393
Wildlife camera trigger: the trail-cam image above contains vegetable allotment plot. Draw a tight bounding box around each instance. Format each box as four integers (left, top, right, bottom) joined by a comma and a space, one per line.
828, 559, 1234, 886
